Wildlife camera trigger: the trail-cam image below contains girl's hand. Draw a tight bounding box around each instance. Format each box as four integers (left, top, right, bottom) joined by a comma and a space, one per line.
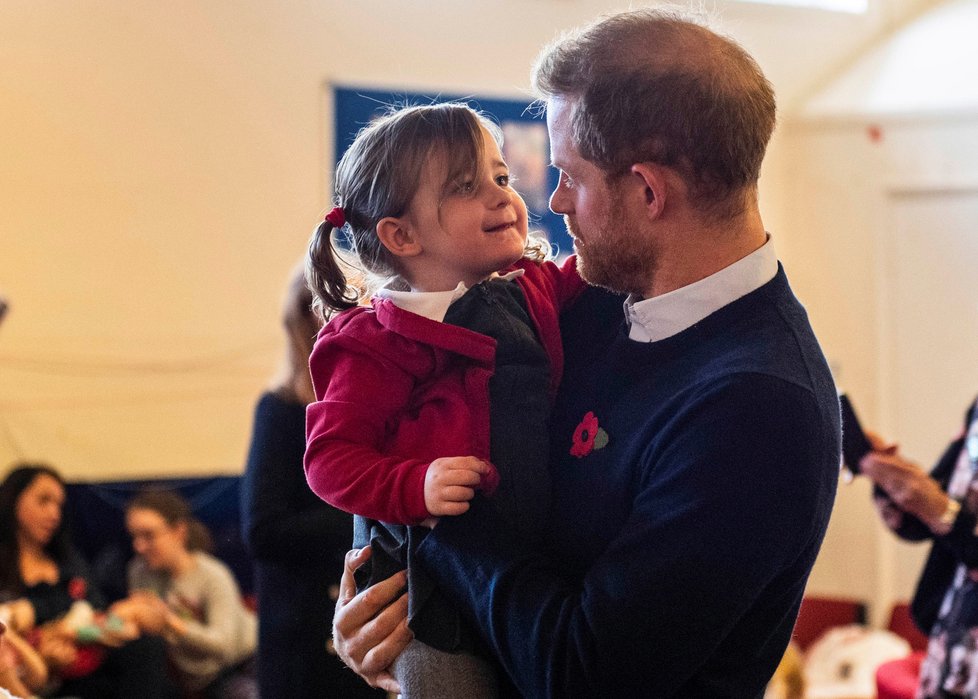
424, 456, 495, 517
332, 548, 412, 692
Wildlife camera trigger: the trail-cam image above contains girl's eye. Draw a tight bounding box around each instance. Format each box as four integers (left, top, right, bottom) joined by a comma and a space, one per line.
456, 181, 475, 194
495, 174, 510, 187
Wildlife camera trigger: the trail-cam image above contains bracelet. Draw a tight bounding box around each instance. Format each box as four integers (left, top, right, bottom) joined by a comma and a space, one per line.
933, 497, 961, 536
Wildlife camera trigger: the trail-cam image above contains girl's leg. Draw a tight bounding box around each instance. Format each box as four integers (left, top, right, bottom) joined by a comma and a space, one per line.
391, 639, 498, 699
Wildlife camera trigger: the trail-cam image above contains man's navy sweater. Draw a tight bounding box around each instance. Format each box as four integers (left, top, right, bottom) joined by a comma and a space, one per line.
418, 266, 841, 698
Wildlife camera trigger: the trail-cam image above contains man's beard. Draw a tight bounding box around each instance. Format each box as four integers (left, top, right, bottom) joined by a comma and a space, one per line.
565, 215, 652, 298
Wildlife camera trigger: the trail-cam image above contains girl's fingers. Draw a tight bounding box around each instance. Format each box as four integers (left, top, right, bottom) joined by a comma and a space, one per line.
440, 485, 476, 502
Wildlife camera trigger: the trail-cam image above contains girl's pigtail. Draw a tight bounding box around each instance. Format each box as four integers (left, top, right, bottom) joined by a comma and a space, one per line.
306, 218, 360, 321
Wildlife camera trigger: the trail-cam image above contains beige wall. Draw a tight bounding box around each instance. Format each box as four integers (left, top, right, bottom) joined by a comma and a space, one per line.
780, 114, 978, 620
0, 0, 951, 609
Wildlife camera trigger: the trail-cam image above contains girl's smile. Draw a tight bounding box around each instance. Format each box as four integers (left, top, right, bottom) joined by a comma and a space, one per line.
392, 125, 530, 293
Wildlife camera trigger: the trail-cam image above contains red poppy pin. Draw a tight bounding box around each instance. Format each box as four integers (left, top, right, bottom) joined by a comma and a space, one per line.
67, 577, 87, 601
570, 411, 609, 458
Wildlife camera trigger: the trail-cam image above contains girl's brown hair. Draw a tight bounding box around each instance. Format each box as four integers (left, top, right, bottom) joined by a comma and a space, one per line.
127, 489, 213, 553
306, 102, 545, 321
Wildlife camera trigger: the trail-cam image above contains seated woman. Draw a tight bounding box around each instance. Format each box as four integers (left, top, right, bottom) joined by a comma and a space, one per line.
0, 463, 176, 699
114, 489, 257, 698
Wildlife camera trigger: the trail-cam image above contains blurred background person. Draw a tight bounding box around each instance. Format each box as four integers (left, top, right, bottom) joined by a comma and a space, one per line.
240, 267, 380, 698
862, 397, 978, 698
0, 464, 175, 698
0, 611, 47, 698
118, 489, 257, 698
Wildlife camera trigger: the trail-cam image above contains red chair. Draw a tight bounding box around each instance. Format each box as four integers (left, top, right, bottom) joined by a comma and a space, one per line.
876, 651, 925, 699
792, 596, 867, 651
875, 602, 929, 699
886, 602, 929, 652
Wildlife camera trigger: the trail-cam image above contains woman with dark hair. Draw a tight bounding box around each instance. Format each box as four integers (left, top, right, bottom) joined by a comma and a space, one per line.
240, 267, 382, 698
117, 489, 257, 698
0, 463, 176, 698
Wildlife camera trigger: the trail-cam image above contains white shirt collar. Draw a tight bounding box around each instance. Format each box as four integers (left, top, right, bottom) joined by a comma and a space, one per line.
624, 235, 778, 343
375, 269, 524, 322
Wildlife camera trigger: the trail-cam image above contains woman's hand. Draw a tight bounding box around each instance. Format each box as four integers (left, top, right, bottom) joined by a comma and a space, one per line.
860, 446, 950, 531
35, 623, 78, 670
332, 548, 412, 693
0, 599, 35, 634
111, 593, 168, 636
99, 616, 140, 647
873, 493, 906, 530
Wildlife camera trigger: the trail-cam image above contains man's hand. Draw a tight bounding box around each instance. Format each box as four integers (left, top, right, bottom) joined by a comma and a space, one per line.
332, 548, 412, 693
424, 456, 494, 517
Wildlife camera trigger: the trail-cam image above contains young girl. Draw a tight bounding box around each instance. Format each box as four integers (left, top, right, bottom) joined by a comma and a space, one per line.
303, 102, 583, 698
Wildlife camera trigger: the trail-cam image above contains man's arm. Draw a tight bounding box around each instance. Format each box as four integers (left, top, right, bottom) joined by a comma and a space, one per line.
417, 376, 837, 697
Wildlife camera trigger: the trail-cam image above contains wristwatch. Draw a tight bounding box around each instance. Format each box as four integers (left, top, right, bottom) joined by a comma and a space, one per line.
933, 497, 961, 536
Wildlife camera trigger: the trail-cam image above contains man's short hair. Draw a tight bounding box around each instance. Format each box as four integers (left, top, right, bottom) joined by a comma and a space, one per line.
533, 8, 776, 218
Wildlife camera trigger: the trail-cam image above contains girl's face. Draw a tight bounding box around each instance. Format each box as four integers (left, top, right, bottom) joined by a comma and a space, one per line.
15, 474, 65, 548
126, 507, 186, 572
400, 126, 529, 291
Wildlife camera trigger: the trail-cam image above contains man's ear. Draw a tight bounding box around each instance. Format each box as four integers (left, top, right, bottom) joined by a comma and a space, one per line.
628, 163, 669, 221
376, 217, 422, 258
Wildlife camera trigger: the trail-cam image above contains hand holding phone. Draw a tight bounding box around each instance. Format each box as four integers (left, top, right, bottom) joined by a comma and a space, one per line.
840, 393, 873, 474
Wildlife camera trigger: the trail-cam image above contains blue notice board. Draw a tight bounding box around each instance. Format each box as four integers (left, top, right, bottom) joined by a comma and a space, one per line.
332, 86, 571, 256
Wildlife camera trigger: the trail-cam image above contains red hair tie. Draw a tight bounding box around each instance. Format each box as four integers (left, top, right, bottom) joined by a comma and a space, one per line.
325, 206, 346, 228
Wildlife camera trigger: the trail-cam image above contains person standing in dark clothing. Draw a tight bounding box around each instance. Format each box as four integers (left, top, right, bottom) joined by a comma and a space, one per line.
241, 269, 382, 698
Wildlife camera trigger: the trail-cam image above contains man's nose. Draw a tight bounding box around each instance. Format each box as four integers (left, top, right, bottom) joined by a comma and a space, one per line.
549, 187, 569, 215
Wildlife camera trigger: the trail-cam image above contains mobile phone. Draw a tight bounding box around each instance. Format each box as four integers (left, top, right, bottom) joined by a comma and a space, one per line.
840, 393, 873, 474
